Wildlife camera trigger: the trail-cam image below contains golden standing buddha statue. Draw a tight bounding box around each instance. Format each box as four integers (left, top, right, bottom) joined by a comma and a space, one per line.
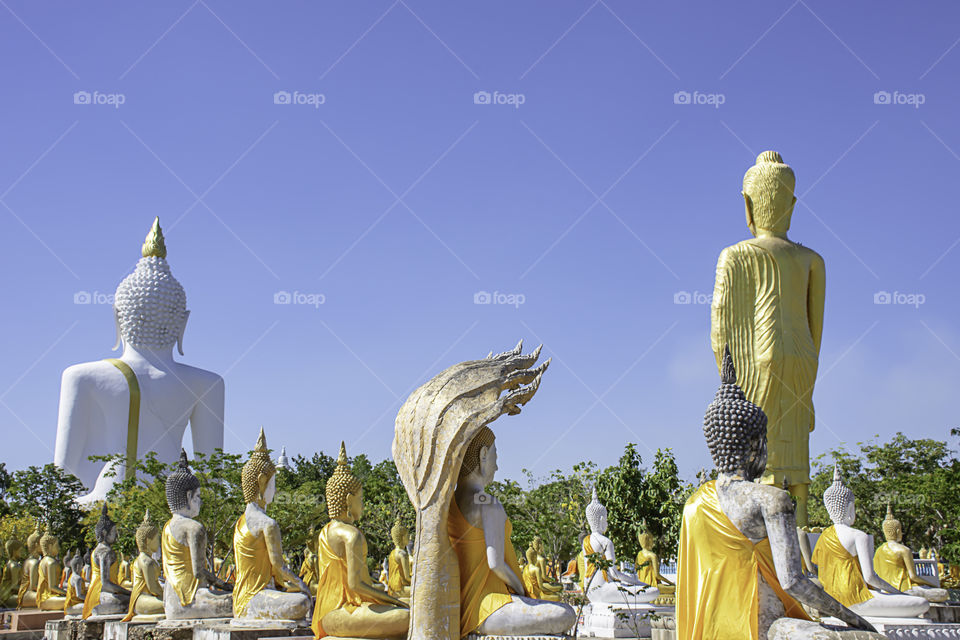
311, 443, 409, 639
17, 525, 41, 608
711, 151, 826, 526
36, 532, 67, 611
122, 510, 165, 621
232, 428, 311, 621
387, 519, 412, 598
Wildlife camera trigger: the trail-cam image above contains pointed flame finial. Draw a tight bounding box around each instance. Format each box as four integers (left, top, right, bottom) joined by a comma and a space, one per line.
141, 217, 167, 259
254, 426, 268, 453
721, 345, 736, 384
337, 441, 348, 466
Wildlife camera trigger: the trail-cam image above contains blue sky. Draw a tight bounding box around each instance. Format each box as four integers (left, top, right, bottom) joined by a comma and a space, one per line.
2, 1, 959, 486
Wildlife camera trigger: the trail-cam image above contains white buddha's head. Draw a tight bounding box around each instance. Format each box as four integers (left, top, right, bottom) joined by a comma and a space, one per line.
113, 218, 190, 354
586, 488, 608, 535
823, 466, 855, 526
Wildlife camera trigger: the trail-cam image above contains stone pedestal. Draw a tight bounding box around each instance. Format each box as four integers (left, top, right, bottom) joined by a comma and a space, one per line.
191, 622, 312, 640
649, 612, 675, 640
44, 619, 75, 640
930, 605, 960, 624
104, 620, 159, 640
578, 602, 656, 638
823, 615, 960, 639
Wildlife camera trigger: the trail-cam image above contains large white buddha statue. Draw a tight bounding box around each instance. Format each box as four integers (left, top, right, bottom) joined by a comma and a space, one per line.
582, 489, 658, 605
54, 218, 225, 504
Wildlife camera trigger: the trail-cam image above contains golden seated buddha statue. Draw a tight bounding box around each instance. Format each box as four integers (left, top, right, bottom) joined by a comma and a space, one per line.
122, 510, 165, 621
387, 519, 412, 599
36, 533, 67, 611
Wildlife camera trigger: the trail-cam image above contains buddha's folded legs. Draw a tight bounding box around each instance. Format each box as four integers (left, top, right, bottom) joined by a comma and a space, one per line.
38, 596, 66, 611
321, 603, 409, 638
20, 591, 37, 608
243, 589, 311, 621
133, 593, 165, 616
66, 603, 83, 616
587, 581, 658, 605
849, 593, 929, 618
163, 586, 233, 620
477, 596, 576, 636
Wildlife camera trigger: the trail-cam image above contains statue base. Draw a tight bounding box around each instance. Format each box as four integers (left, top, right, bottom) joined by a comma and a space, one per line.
45, 619, 75, 640
930, 605, 960, 623
578, 602, 656, 638
104, 619, 161, 640
822, 616, 960, 639
229, 618, 305, 629
156, 618, 233, 629
464, 635, 571, 640
192, 621, 312, 640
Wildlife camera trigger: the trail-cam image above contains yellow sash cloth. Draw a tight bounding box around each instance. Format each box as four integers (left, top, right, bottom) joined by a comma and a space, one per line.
576, 551, 585, 590
233, 514, 274, 617
82, 559, 118, 619
874, 543, 912, 592
636, 551, 658, 586
677, 481, 810, 640
104, 358, 140, 482
64, 580, 83, 610
522, 564, 541, 598
121, 555, 154, 622
387, 548, 409, 596
35, 561, 56, 607
448, 498, 526, 639
311, 521, 374, 639
582, 536, 608, 584
162, 521, 199, 607
812, 526, 872, 607
17, 559, 34, 607
299, 554, 316, 584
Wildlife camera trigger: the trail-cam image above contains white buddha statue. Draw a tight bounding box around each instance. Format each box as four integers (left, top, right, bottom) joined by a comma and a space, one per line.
54, 218, 225, 504
582, 489, 658, 604
812, 468, 929, 618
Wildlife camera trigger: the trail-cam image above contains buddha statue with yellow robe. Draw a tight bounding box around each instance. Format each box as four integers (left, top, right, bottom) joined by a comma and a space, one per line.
678, 347, 880, 640
1, 539, 24, 608
117, 552, 132, 590
121, 510, 164, 621
64, 552, 86, 616
17, 526, 41, 608
299, 539, 318, 596
36, 533, 67, 611
311, 442, 409, 639
162, 449, 233, 620
233, 428, 310, 621
813, 470, 929, 618
386, 519, 411, 598
872, 504, 947, 603
521, 546, 562, 601
711, 151, 826, 526
82, 504, 130, 618
635, 528, 674, 599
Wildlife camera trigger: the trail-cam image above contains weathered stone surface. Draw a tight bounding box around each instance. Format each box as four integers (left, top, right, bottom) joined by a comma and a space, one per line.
768, 619, 887, 639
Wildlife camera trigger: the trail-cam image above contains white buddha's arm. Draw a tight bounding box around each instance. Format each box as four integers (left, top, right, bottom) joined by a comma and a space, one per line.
54, 369, 90, 479
854, 533, 899, 593
480, 502, 525, 595
602, 538, 639, 585
189, 375, 224, 456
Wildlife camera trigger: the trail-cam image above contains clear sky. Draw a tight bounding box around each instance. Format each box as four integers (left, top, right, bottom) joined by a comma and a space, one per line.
2, 1, 959, 486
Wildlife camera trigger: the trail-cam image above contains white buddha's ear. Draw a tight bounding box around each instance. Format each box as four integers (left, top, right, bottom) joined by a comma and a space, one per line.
112, 306, 123, 351
177, 310, 190, 356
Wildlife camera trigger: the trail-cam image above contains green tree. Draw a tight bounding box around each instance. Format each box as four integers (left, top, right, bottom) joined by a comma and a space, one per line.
7, 464, 86, 552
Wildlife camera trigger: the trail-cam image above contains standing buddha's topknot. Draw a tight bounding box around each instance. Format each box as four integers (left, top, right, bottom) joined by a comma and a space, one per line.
703, 345, 768, 475
242, 427, 277, 504
325, 442, 362, 520
165, 449, 201, 512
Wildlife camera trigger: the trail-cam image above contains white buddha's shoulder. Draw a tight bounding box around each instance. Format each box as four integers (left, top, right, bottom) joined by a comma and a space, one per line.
173, 363, 224, 391
61, 359, 125, 383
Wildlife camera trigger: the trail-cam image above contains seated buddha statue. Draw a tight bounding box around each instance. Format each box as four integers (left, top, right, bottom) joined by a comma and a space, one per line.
522, 546, 562, 601
449, 426, 575, 637
311, 442, 409, 639
82, 504, 130, 618
117, 552, 132, 590
531, 537, 562, 591
582, 490, 657, 604
162, 449, 234, 620
64, 552, 86, 616
1, 539, 24, 608
635, 527, 674, 598
678, 347, 881, 640
233, 428, 311, 621
386, 519, 411, 598
299, 539, 318, 596
873, 504, 947, 603
121, 510, 164, 621
36, 532, 67, 611
813, 470, 930, 618
17, 526, 41, 608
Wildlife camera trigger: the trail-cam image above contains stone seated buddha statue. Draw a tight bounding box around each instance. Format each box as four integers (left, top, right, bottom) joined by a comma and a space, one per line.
522, 545, 562, 601
1, 539, 24, 608
386, 519, 411, 599
311, 442, 409, 639
873, 504, 947, 603
121, 510, 165, 621
82, 505, 130, 618
54, 218, 225, 505
36, 532, 67, 611
64, 552, 86, 616
232, 428, 311, 623
677, 347, 882, 640
635, 527, 674, 602
162, 450, 233, 620
582, 490, 657, 605
813, 470, 930, 619
17, 526, 41, 609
